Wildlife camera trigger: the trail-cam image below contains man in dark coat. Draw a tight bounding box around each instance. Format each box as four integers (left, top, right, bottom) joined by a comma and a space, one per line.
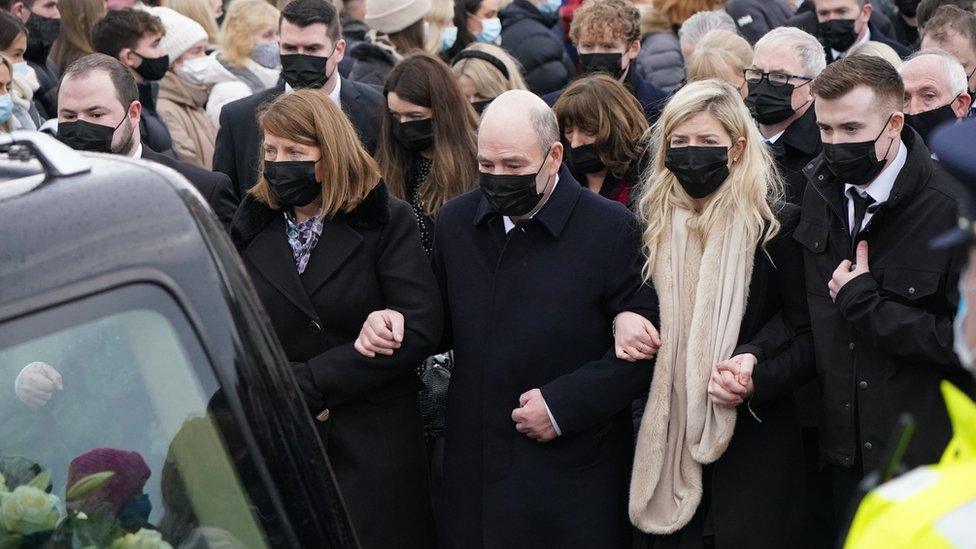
500, 0, 576, 95
213, 0, 382, 198
747, 27, 826, 205
794, 55, 976, 540
788, 0, 910, 62
431, 90, 654, 547
56, 54, 237, 230
726, 0, 796, 44
541, 0, 666, 124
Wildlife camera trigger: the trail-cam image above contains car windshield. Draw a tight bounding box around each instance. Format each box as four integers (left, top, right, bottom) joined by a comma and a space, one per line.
0, 284, 272, 548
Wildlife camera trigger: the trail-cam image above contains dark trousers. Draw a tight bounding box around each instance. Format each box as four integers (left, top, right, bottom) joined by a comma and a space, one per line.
826, 458, 865, 547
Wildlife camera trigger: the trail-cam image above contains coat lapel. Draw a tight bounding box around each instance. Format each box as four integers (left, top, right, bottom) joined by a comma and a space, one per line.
300, 219, 364, 296
244, 215, 318, 319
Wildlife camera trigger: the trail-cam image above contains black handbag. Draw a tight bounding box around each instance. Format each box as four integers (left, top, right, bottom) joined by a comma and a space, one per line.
419, 351, 452, 438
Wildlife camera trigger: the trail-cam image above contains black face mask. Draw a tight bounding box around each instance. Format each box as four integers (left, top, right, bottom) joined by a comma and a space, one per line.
392, 118, 435, 152
746, 79, 805, 125
567, 143, 605, 174
133, 52, 170, 82
895, 0, 920, 17
822, 115, 896, 186
472, 99, 491, 115
819, 18, 859, 53
280, 53, 332, 89
264, 160, 322, 208
905, 102, 958, 144
479, 151, 551, 216
58, 117, 128, 153
665, 146, 730, 199
579, 53, 625, 79
24, 13, 60, 64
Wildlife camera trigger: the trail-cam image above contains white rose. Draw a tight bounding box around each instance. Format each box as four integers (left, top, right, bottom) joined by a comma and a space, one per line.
0, 485, 62, 534
110, 528, 174, 549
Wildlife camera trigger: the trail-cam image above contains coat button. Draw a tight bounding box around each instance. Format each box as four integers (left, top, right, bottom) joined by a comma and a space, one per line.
843, 401, 851, 409
864, 442, 873, 451
849, 342, 856, 350
316, 408, 331, 421
814, 241, 820, 248
908, 287, 916, 295
858, 380, 868, 389
818, 175, 824, 180
309, 320, 323, 333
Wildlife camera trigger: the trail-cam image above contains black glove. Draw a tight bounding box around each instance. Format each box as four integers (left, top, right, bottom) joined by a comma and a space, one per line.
289, 361, 326, 412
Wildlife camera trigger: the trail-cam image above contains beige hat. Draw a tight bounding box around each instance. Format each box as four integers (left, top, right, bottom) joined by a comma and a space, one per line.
150, 7, 209, 62
364, 0, 431, 34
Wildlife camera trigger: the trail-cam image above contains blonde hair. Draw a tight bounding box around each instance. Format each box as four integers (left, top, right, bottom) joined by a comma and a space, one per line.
424, 0, 454, 54
651, 0, 724, 28
686, 30, 752, 86
48, 0, 105, 73
169, 0, 221, 44
637, 79, 783, 278
251, 89, 381, 216
848, 40, 903, 70
451, 43, 528, 99
220, 0, 281, 67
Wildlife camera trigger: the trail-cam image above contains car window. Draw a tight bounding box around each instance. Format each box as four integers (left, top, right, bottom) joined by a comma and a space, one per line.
0, 284, 271, 548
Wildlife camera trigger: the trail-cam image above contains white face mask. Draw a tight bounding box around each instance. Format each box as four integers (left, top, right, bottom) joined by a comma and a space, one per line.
175, 56, 213, 85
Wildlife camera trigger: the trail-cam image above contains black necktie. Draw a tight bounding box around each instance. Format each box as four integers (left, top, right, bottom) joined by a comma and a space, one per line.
849, 189, 875, 258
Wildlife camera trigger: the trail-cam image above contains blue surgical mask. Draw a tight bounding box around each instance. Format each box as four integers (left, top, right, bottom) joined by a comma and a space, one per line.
475, 17, 502, 44
0, 93, 13, 124
538, 0, 561, 15
440, 26, 458, 51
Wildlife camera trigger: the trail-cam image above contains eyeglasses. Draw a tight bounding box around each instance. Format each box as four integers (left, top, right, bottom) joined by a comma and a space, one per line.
743, 69, 813, 87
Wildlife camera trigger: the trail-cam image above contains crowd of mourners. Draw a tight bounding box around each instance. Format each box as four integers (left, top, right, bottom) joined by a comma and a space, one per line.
6, 0, 976, 545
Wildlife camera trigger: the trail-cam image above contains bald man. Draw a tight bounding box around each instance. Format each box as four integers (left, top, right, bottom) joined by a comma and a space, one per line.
430, 91, 654, 547
899, 50, 972, 145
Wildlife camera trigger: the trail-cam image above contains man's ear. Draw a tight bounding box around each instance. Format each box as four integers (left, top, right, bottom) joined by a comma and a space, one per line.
333, 37, 346, 64
119, 48, 137, 69
10, 1, 29, 23
954, 93, 972, 117
627, 39, 641, 58
889, 111, 905, 135
128, 100, 142, 126
549, 141, 563, 174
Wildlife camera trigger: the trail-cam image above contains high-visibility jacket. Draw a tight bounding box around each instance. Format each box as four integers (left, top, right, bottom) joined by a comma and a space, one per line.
845, 382, 976, 548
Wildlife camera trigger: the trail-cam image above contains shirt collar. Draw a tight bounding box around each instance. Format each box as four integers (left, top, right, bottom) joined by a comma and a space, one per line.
285, 76, 342, 107
132, 143, 144, 159
475, 165, 581, 238
764, 130, 786, 144
844, 139, 907, 204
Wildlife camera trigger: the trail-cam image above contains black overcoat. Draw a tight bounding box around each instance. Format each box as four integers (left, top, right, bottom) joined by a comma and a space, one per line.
213, 78, 383, 198
431, 167, 655, 548
232, 183, 442, 548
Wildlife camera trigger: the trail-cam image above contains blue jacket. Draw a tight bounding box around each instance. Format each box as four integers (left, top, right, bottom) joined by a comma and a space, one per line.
726, 0, 796, 44
500, 0, 576, 95
542, 67, 668, 125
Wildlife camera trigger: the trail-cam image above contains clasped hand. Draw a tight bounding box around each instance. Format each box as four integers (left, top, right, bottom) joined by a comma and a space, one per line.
707, 353, 756, 407
613, 311, 662, 362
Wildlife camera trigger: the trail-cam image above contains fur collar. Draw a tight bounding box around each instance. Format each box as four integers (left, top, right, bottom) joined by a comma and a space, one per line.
231, 182, 391, 248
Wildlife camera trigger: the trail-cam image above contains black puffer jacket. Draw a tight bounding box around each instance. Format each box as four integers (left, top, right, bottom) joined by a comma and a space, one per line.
500, 0, 575, 96
349, 39, 399, 87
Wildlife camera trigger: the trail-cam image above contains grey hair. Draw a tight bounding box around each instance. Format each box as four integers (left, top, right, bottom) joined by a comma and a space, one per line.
530, 106, 559, 156
901, 48, 970, 96
678, 10, 737, 46
754, 26, 827, 78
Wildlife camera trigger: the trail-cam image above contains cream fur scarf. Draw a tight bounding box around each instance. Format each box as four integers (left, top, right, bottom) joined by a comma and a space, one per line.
629, 207, 754, 533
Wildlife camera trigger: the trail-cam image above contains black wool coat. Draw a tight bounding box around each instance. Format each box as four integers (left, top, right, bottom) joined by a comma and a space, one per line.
137, 82, 176, 159
794, 127, 976, 473
432, 167, 655, 548
213, 78, 383, 198
232, 183, 442, 549
771, 106, 822, 207
142, 147, 238, 230
500, 0, 576, 96
786, 12, 910, 62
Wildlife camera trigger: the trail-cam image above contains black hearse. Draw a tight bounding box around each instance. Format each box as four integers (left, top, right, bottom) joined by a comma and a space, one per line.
0, 132, 357, 548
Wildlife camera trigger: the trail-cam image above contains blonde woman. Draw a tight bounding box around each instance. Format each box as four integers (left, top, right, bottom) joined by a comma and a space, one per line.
168, 0, 221, 45
0, 56, 16, 132
424, 0, 457, 57
451, 43, 527, 114
48, 0, 105, 74
622, 80, 812, 548
686, 29, 752, 98
218, 0, 281, 92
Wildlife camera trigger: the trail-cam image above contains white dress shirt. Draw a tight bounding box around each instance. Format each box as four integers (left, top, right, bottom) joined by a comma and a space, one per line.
132, 143, 144, 159
285, 74, 342, 107
832, 27, 871, 61
501, 175, 563, 436
844, 139, 906, 233
764, 129, 786, 145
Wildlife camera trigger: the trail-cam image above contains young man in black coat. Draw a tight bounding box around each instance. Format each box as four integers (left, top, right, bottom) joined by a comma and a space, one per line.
56, 54, 237, 230
541, 0, 667, 125
788, 0, 911, 63
499, 0, 576, 96
746, 27, 826, 205
91, 9, 176, 160
794, 55, 976, 540
212, 0, 382, 199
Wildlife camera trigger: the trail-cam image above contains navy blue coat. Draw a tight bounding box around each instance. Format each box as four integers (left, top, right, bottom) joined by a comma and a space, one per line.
542, 66, 668, 125
432, 166, 655, 548
726, 0, 796, 44
787, 11, 911, 62
500, 0, 576, 96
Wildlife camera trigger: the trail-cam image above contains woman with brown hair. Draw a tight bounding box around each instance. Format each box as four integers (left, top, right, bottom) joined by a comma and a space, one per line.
376, 52, 478, 256
48, 0, 105, 74
553, 74, 649, 208
231, 88, 443, 549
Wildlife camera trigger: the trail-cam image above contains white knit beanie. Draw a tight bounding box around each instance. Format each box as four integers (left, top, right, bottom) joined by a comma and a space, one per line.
150, 7, 209, 62
364, 0, 431, 34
